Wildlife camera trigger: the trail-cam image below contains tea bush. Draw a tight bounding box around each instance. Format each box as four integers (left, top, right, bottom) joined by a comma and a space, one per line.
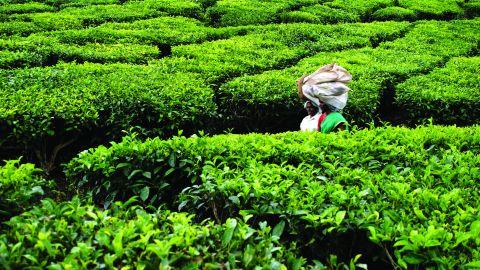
0, 62, 216, 168
0, 13, 82, 36
205, 0, 318, 26
42, 16, 245, 46
396, 56, 480, 125
0, 0, 119, 9
58, 0, 120, 9
372, 6, 417, 21
279, 5, 360, 24
217, 19, 480, 131
0, 2, 54, 17
179, 153, 480, 268
152, 21, 409, 86
0, 197, 307, 269
0, 16, 252, 68
65, 125, 480, 211
0, 159, 51, 222
0, 37, 160, 67
397, 0, 464, 19
325, 0, 395, 20
65, 125, 480, 268
465, 0, 480, 17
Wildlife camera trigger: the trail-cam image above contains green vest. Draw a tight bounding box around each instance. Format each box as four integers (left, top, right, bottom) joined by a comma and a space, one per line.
320, 112, 348, 134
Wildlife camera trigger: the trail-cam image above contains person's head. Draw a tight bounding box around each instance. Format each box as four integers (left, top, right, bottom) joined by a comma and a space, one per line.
318, 101, 329, 113
319, 101, 340, 114
304, 101, 318, 116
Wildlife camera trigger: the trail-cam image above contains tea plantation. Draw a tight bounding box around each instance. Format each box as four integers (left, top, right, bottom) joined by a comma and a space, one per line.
0, 0, 479, 269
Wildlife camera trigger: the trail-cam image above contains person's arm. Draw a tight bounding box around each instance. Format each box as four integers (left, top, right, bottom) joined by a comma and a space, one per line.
296, 75, 307, 100
334, 122, 346, 132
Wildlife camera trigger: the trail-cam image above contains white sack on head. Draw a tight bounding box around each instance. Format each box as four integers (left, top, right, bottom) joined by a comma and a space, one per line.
302, 82, 349, 110
301, 63, 352, 110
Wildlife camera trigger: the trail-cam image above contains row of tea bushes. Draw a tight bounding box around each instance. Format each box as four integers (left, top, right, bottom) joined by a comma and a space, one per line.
0, 0, 204, 36
65, 125, 480, 268
41, 16, 247, 46
0, 38, 160, 68
0, 2, 54, 17
219, 47, 440, 131
217, 19, 480, 131
0, 159, 51, 222
396, 56, 480, 125
0, 16, 251, 69
152, 21, 410, 85
178, 150, 480, 268
279, 4, 361, 24
280, 0, 471, 23
0, 0, 120, 9
0, 12, 83, 36
64, 125, 480, 212
0, 197, 309, 269
396, 0, 464, 19
0, 62, 217, 168
0, 21, 408, 167
204, 0, 320, 27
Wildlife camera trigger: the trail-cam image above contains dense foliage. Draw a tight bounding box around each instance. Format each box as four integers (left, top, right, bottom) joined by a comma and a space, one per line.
0, 197, 307, 269
0, 159, 51, 222
65, 126, 480, 267
1, 0, 479, 268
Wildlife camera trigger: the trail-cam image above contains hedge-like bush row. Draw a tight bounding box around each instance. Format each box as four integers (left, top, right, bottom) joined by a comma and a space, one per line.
0, 62, 216, 169
205, 0, 319, 26
217, 19, 480, 131
0, 13, 82, 36
395, 56, 480, 125
279, 4, 360, 24
397, 0, 464, 19
57, 0, 120, 9
0, 2, 54, 17
465, 0, 480, 17
325, 0, 394, 19
0, 159, 51, 222
371, 6, 417, 21
0, 16, 251, 68
151, 21, 410, 85
0, 197, 309, 269
178, 148, 480, 268
280, 0, 394, 23
0, 21, 408, 166
0, 0, 204, 36
64, 125, 480, 211
0, 36, 160, 67
42, 16, 246, 46
0, 0, 119, 8
280, 0, 473, 24
65, 125, 480, 268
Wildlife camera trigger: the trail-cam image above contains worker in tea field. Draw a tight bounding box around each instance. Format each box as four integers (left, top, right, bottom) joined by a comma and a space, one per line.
297, 63, 351, 133
300, 100, 322, 131
299, 100, 348, 133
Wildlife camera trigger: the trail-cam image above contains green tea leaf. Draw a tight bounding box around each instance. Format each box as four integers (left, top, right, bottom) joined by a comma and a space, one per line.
222, 219, 237, 246
140, 186, 150, 202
